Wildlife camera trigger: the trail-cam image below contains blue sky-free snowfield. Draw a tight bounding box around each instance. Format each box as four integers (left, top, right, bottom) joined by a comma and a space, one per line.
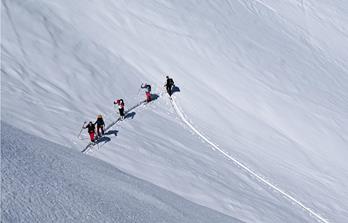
2, 0, 348, 222
2, 122, 241, 223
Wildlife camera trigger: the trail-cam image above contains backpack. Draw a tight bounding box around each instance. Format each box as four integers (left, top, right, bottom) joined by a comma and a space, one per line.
168, 78, 174, 85
96, 116, 104, 126
87, 123, 95, 132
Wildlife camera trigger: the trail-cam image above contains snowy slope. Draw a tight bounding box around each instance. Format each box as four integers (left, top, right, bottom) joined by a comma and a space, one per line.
1, 122, 241, 223
2, 0, 348, 223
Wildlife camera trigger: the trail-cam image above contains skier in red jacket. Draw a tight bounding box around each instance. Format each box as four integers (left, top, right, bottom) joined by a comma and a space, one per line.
114, 99, 125, 120
141, 83, 152, 102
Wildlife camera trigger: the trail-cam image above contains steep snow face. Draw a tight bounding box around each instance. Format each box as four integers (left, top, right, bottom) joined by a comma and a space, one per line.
2, 0, 348, 223
1, 122, 240, 223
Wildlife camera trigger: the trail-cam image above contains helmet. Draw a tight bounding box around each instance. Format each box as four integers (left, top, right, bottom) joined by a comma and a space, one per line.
97, 114, 102, 119
166, 76, 169, 79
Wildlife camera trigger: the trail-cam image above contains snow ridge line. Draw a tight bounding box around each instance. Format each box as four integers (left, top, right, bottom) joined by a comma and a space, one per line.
170, 97, 329, 223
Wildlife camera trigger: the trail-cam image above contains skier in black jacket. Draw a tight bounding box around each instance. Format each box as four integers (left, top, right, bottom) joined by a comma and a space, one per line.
83, 121, 96, 142
95, 114, 105, 137
165, 76, 175, 96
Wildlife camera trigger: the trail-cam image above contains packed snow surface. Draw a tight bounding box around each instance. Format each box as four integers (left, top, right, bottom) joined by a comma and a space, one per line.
2, 0, 348, 222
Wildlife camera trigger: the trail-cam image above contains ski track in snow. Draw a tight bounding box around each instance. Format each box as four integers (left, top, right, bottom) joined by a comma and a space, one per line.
85, 92, 330, 223
82, 101, 146, 153
170, 96, 329, 223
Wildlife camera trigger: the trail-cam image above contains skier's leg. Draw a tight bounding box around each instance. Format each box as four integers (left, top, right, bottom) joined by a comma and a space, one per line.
120, 108, 124, 119
146, 92, 151, 102
168, 85, 172, 96
89, 132, 95, 142
97, 126, 100, 137
167, 85, 173, 96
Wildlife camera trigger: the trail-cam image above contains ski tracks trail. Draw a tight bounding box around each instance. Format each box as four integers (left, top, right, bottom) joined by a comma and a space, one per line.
170, 96, 330, 223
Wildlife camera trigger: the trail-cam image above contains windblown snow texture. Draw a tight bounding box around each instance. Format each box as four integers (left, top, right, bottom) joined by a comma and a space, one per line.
1, 122, 241, 223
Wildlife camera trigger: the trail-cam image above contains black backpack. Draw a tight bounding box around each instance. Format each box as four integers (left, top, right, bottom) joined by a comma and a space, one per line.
88, 123, 95, 132
96, 118, 104, 126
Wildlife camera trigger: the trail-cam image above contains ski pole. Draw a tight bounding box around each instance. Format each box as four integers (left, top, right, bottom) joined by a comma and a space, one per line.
77, 121, 87, 139
136, 84, 142, 97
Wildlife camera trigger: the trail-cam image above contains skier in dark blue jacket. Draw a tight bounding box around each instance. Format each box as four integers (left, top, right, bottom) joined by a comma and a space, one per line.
94, 114, 105, 137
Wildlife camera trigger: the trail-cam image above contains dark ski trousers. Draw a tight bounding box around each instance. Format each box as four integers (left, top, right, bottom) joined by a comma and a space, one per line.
97, 125, 104, 136
119, 108, 125, 117
166, 85, 173, 96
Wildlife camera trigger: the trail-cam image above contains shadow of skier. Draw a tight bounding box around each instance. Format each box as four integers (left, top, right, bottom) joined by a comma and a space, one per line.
125, 112, 136, 120
104, 130, 118, 136
171, 85, 180, 95
96, 136, 111, 144
150, 93, 159, 101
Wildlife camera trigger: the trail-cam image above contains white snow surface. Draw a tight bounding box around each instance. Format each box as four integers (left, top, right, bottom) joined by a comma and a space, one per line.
1, 122, 240, 223
2, 0, 348, 223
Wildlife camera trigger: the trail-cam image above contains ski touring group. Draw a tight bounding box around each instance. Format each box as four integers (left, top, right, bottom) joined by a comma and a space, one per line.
80, 76, 175, 149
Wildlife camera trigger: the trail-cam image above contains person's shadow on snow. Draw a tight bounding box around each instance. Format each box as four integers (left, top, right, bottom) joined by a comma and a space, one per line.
96, 136, 111, 143
125, 112, 136, 120
171, 85, 180, 95
104, 130, 118, 136
150, 93, 159, 101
